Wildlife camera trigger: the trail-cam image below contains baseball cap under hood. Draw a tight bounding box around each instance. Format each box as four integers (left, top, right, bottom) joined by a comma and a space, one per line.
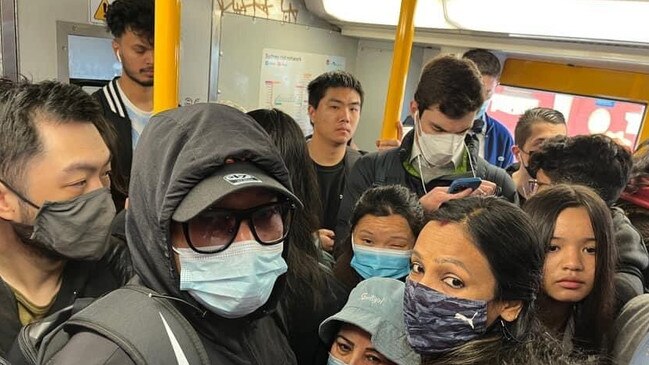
125, 103, 297, 331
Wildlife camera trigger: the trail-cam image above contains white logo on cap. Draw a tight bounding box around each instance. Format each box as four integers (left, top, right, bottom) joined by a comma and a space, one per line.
224, 173, 262, 186
360, 292, 385, 305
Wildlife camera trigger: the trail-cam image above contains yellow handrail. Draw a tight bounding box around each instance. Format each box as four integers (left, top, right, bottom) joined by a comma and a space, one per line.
153, 0, 181, 113
379, 0, 417, 140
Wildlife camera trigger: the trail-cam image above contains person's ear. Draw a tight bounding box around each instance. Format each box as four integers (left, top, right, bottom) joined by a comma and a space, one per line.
307, 105, 317, 125
409, 100, 418, 115
0, 182, 20, 221
112, 40, 121, 63
498, 300, 523, 322
511, 145, 520, 157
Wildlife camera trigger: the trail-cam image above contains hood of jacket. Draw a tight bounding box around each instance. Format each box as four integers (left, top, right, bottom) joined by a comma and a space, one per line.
125, 103, 295, 335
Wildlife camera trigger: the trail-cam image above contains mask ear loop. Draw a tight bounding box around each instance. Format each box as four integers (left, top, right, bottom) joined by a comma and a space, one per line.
500, 319, 521, 342
465, 139, 478, 178
413, 110, 428, 194
416, 155, 428, 194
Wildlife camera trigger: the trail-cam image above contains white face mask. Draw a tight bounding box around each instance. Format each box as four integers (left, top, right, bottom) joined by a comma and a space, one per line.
414, 112, 466, 167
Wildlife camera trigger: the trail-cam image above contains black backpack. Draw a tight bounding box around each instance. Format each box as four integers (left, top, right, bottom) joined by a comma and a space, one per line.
10, 285, 209, 365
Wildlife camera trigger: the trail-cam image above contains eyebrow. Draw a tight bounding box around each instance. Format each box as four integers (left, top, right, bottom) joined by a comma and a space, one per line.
434, 257, 471, 275
62, 157, 111, 174
327, 98, 361, 106
336, 334, 354, 346
430, 121, 471, 134
551, 236, 597, 242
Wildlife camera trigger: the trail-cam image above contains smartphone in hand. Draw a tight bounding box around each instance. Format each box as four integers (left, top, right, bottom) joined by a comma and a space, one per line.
448, 177, 482, 194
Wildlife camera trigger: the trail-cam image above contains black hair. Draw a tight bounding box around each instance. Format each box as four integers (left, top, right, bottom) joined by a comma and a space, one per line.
462, 49, 502, 77
528, 134, 632, 205
246, 108, 328, 309
0, 79, 117, 193
350, 184, 425, 237
307, 71, 364, 109
418, 197, 556, 364
106, 0, 154, 43
514, 107, 566, 147
524, 184, 616, 353
414, 55, 484, 118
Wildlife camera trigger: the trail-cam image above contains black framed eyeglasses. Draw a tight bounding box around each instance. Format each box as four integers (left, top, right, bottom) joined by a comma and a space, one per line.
181, 200, 295, 254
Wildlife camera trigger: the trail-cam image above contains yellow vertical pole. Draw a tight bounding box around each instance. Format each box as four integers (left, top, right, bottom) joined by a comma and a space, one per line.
380, 0, 417, 140
153, 0, 181, 113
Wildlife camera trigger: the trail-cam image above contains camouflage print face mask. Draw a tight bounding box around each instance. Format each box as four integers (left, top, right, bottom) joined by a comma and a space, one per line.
403, 278, 488, 354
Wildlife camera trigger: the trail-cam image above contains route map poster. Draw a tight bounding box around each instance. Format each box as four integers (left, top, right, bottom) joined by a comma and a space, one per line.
259, 48, 346, 135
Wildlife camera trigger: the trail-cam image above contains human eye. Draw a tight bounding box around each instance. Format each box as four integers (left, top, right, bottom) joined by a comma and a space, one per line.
442, 276, 465, 289
410, 261, 424, 275
359, 236, 373, 245
335, 339, 352, 354
68, 179, 87, 188
547, 243, 560, 253
584, 245, 597, 255
364, 352, 386, 364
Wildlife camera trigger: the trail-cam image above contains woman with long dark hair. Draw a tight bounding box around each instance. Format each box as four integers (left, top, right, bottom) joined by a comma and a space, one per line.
406, 196, 588, 364
524, 184, 617, 355
248, 108, 347, 365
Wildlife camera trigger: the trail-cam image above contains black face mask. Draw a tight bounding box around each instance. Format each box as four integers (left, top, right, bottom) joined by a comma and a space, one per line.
9, 220, 66, 260
1, 179, 116, 261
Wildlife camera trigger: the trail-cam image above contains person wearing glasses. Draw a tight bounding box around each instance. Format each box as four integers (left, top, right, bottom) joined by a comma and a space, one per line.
528, 134, 648, 312
506, 107, 566, 204
40, 104, 301, 364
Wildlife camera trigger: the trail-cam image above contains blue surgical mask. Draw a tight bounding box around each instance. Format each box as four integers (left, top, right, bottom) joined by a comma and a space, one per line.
350, 240, 412, 280
327, 354, 348, 365
476, 100, 490, 120
174, 240, 287, 319
403, 278, 488, 354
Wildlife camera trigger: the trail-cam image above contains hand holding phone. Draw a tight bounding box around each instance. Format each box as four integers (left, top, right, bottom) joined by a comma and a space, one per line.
448, 177, 482, 194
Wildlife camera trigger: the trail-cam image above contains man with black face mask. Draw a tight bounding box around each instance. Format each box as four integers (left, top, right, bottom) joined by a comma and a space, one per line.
334, 55, 517, 258
38, 104, 300, 364
0, 80, 123, 357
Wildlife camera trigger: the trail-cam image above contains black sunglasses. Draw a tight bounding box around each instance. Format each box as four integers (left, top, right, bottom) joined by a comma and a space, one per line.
181, 200, 295, 254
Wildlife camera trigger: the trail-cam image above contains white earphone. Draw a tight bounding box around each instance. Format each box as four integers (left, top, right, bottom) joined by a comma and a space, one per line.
116, 50, 122, 63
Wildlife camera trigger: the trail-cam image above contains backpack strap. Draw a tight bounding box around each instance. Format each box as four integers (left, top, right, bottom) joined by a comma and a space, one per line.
38, 286, 210, 365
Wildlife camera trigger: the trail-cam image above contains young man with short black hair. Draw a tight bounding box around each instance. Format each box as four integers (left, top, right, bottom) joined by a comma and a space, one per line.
307, 71, 364, 252
0, 80, 123, 357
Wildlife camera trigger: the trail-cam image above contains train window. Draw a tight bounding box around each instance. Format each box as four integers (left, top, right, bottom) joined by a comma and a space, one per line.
68, 35, 121, 85
490, 85, 647, 148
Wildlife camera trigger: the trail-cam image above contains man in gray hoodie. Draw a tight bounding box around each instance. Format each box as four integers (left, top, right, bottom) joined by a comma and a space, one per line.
42, 103, 301, 364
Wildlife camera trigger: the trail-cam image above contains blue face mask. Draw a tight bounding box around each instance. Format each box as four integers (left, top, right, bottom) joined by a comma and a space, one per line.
327, 354, 348, 365
403, 278, 488, 354
174, 240, 287, 318
350, 240, 412, 280
476, 100, 490, 120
